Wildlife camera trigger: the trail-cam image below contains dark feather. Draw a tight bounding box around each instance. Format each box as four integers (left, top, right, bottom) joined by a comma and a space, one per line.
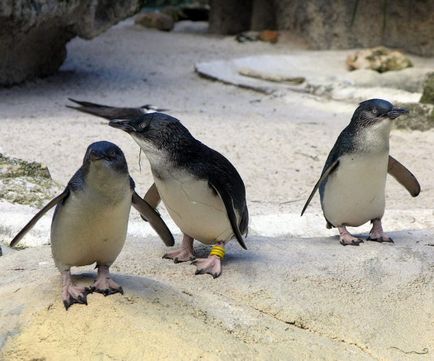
131, 192, 174, 247
68, 98, 144, 120
388, 156, 420, 197
10, 190, 69, 247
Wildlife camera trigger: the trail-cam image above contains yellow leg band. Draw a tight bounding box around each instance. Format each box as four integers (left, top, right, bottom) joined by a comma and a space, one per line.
210, 245, 225, 259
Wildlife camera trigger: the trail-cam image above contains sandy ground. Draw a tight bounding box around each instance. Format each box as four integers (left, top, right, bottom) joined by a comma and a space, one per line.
0, 19, 433, 360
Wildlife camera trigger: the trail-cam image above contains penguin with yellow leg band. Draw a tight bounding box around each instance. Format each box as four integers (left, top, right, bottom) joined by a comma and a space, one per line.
67, 99, 249, 278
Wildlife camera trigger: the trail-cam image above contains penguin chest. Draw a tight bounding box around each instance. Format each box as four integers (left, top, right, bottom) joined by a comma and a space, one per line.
51, 190, 132, 269
321, 153, 388, 227
154, 171, 233, 244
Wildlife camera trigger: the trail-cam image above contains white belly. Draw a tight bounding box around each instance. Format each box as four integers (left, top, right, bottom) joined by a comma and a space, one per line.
154, 171, 234, 244
322, 153, 388, 227
50, 189, 132, 271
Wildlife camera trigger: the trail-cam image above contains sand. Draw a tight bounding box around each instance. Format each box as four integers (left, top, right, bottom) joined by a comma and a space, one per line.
0, 19, 433, 360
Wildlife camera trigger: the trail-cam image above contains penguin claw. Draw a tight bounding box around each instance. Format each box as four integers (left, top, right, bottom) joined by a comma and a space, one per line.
193, 255, 222, 278
367, 236, 394, 243
163, 248, 195, 263
62, 285, 89, 310
340, 238, 364, 246
92, 284, 124, 296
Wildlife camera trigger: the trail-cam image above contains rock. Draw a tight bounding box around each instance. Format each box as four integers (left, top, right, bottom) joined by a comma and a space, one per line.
394, 102, 434, 131
195, 51, 429, 102
209, 0, 252, 35
346, 47, 413, 73
420, 73, 434, 105
0, 154, 61, 207
209, 0, 434, 56
1, 232, 433, 360
0, 0, 142, 86
135, 12, 174, 31
161, 6, 183, 22
236, 31, 259, 43
258, 30, 279, 43
251, 0, 276, 31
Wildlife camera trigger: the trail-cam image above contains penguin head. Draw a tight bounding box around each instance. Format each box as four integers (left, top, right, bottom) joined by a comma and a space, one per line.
108, 113, 192, 153
83, 141, 128, 174
351, 99, 408, 127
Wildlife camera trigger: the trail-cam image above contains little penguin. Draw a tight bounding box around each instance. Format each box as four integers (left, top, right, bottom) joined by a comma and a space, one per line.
10, 141, 174, 309
301, 99, 420, 246
67, 99, 249, 278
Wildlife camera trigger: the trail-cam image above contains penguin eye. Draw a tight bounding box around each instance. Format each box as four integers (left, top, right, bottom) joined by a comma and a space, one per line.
139, 122, 148, 130
109, 150, 117, 158
372, 108, 378, 115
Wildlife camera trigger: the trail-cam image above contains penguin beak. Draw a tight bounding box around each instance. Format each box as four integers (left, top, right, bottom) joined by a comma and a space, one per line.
387, 107, 409, 119
108, 120, 136, 133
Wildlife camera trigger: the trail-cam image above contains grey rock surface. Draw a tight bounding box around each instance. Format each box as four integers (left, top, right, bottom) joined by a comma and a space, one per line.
0, 154, 61, 208
0, 233, 433, 360
135, 11, 174, 31
420, 73, 434, 105
0, 0, 142, 85
195, 52, 434, 103
209, 0, 434, 56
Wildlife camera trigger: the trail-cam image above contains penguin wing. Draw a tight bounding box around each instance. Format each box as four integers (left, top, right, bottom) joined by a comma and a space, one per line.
10, 190, 70, 247
131, 191, 174, 247
300, 158, 340, 216
67, 98, 144, 120
388, 156, 420, 197
144, 183, 161, 208
208, 180, 248, 250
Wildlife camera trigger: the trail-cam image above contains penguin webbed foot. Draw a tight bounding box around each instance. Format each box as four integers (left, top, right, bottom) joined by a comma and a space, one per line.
62, 284, 90, 310
192, 255, 222, 278
338, 226, 364, 246
339, 236, 364, 246
163, 248, 195, 263
367, 219, 393, 243
367, 235, 394, 243
92, 265, 124, 297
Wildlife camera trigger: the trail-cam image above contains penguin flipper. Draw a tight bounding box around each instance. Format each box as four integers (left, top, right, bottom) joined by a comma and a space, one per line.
67, 99, 143, 121
144, 183, 161, 208
10, 190, 69, 247
301, 159, 340, 216
208, 181, 247, 250
388, 156, 420, 197
139, 183, 161, 222
131, 191, 174, 247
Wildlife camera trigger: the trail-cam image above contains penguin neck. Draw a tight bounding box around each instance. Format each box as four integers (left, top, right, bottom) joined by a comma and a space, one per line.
353, 119, 392, 154
85, 165, 130, 199
132, 134, 192, 177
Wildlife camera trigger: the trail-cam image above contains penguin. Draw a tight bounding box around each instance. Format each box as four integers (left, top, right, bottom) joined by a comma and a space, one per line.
67, 99, 249, 278
301, 99, 420, 246
10, 141, 174, 309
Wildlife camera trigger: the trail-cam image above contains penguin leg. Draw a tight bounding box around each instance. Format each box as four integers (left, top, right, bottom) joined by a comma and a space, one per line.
192, 242, 224, 278
367, 218, 393, 243
163, 234, 195, 263
338, 227, 364, 246
91, 265, 124, 296
61, 270, 90, 310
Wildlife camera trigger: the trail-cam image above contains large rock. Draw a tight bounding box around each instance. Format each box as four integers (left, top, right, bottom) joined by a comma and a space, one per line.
209, 0, 434, 57
346, 47, 412, 73
420, 73, 434, 105
0, 153, 61, 208
0, 0, 143, 86
0, 232, 433, 360
135, 12, 174, 31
